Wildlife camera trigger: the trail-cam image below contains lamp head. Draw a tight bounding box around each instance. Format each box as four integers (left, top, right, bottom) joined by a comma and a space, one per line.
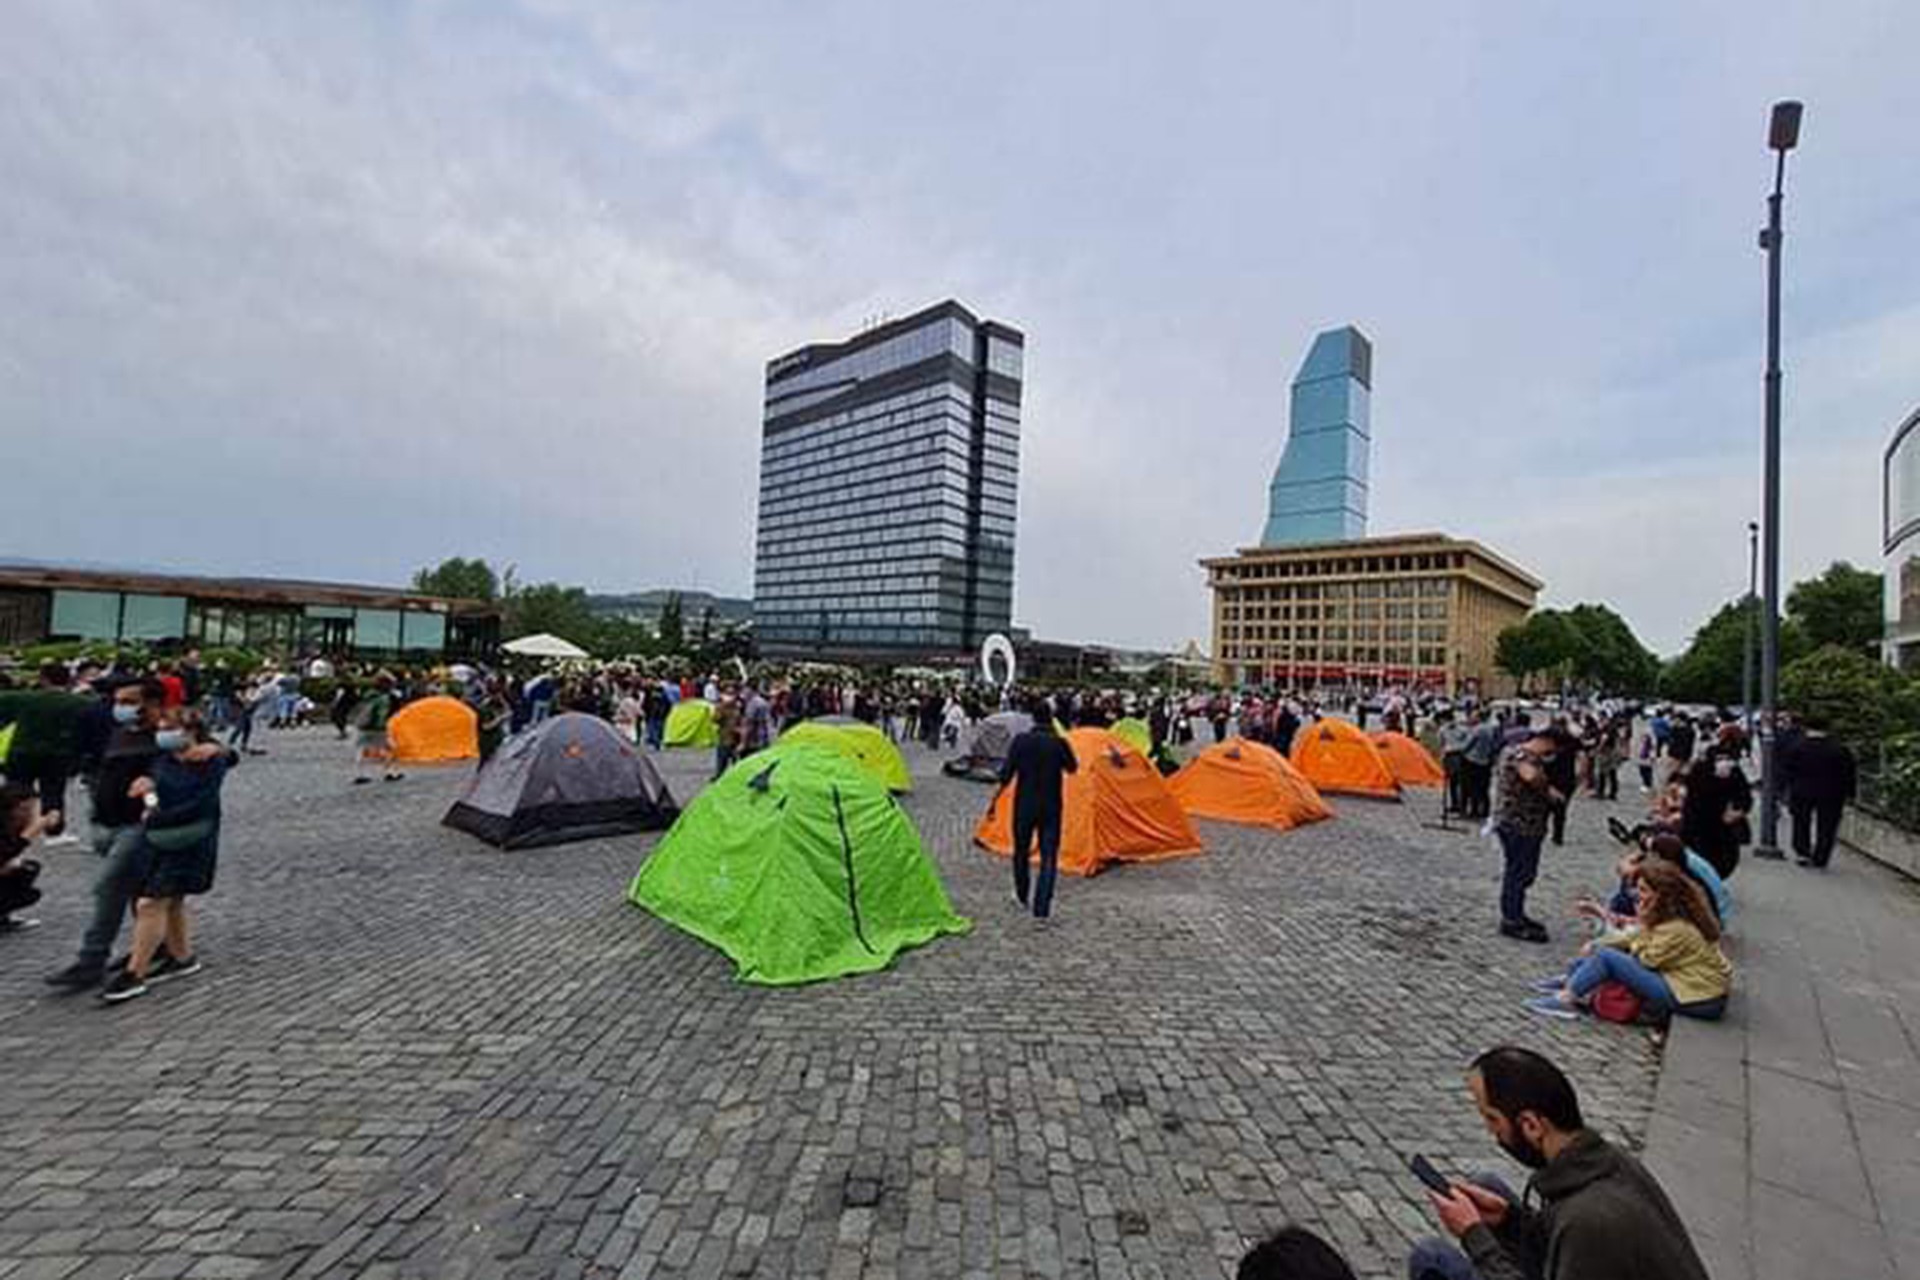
1769, 101, 1803, 152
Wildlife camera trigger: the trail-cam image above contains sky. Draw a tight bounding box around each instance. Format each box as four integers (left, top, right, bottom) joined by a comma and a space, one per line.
2, 2, 1916, 656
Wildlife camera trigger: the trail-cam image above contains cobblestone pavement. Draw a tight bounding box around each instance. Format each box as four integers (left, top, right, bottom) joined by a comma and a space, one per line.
0, 728, 1661, 1279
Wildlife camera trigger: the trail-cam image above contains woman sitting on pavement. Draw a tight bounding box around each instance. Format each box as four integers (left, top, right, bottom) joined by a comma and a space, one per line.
1529, 860, 1732, 1023
100, 708, 234, 1004
1588, 832, 1732, 927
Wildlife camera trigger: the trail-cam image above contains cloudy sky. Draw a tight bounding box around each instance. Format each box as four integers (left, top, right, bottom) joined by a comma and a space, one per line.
3, 2, 1916, 654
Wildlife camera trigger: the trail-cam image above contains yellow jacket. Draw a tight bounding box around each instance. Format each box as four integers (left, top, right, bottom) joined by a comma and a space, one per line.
1600, 920, 1733, 1006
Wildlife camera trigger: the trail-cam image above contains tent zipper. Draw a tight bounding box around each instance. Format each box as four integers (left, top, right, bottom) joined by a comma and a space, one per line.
831, 786, 877, 954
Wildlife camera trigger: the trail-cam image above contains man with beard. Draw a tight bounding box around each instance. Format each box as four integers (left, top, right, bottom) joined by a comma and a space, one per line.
1409, 1046, 1709, 1280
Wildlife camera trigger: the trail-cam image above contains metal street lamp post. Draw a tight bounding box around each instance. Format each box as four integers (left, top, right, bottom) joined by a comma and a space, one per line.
1755, 100, 1803, 860
1742, 520, 1759, 738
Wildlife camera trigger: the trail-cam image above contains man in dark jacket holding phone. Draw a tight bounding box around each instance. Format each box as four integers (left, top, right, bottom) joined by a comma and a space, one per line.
996, 702, 1078, 921
1411, 1045, 1709, 1280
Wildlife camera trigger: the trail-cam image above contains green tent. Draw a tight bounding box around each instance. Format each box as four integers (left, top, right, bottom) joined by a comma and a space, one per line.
628, 743, 970, 985
780, 720, 913, 793
663, 698, 719, 747
1110, 717, 1152, 756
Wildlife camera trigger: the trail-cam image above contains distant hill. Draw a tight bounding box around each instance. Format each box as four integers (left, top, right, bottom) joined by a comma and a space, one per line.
587, 589, 753, 627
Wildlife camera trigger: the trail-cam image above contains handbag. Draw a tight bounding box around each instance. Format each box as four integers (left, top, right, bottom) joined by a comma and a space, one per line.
145, 817, 216, 853
1590, 981, 1644, 1025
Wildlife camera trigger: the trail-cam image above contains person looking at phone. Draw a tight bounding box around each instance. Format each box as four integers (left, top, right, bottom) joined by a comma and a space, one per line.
1493, 731, 1559, 943
1410, 1045, 1709, 1280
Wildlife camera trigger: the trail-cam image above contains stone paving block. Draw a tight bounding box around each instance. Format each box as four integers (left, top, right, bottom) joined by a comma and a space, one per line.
1750, 1060, 1875, 1214
1750, 1181, 1897, 1280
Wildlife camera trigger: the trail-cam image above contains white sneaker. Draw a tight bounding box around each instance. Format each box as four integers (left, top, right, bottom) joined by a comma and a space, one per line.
41, 833, 81, 848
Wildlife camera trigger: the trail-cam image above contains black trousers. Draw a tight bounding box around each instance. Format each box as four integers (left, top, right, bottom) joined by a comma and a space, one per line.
1791, 798, 1846, 867
1464, 762, 1493, 819
1010, 806, 1062, 918
1548, 798, 1569, 845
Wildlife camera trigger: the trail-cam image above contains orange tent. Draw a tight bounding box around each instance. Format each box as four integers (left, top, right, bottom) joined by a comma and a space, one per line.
1370, 731, 1446, 787
974, 728, 1202, 876
388, 695, 480, 763
1169, 739, 1333, 831
1289, 718, 1400, 799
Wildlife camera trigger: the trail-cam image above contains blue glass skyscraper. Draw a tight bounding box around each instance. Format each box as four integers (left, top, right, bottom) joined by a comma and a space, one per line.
1261, 326, 1373, 546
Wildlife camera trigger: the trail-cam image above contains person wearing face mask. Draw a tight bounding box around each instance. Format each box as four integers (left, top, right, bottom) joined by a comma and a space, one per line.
1680, 737, 1752, 880
44, 679, 169, 991
100, 708, 234, 1003
1410, 1046, 1710, 1280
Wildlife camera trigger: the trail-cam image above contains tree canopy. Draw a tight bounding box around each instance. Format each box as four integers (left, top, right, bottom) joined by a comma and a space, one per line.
1495, 604, 1660, 694
412, 557, 499, 602
1786, 561, 1883, 655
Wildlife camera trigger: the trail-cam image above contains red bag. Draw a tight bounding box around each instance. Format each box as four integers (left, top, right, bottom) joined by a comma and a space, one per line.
1590, 981, 1644, 1024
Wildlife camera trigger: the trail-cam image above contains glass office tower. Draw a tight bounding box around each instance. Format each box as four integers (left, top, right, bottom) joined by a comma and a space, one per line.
753, 301, 1022, 656
1262, 325, 1373, 546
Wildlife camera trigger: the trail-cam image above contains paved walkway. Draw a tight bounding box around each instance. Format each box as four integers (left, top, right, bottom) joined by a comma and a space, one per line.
1, 728, 1659, 1280
1643, 844, 1920, 1280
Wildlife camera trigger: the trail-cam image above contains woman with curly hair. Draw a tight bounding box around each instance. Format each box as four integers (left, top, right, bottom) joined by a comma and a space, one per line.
1528, 860, 1732, 1023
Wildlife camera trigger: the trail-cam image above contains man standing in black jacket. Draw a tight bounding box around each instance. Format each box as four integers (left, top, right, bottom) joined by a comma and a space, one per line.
1412, 1046, 1710, 1280
996, 704, 1079, 921
44, 679, 167, 991
1785, 712, 1857, 870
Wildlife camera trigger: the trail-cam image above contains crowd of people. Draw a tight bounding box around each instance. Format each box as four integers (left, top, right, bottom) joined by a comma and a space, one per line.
0, 648, 1867, 1276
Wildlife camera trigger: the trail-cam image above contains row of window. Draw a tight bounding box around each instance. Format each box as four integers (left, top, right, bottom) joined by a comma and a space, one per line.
1223, 623, 1451, 643
1217, 644, 1451, 667
1215, 551, 1469, 583
1223, 600, 1450, 622
45, 589, 451, 653
766, 318, 980, 400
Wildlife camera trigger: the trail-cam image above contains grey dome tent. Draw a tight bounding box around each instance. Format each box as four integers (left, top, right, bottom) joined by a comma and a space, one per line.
444, 713, 678, 848
942, 711, 1033, 782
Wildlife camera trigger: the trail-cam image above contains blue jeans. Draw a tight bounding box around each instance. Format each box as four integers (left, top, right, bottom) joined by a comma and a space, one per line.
1010, 807, 1062, 918
1409, 1174, 1519, 1280
77, 825, 152, 972
1569, 947, 1675, 1016
1497, 828, 1543, 925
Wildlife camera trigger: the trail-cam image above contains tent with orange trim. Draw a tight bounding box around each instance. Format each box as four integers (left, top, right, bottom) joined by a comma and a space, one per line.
1289, 718, 1400, 799
387, 695, 479, 763
1369, 731, 1446, 788
1169, 739, 1333, 830
974, 728, 1202, 876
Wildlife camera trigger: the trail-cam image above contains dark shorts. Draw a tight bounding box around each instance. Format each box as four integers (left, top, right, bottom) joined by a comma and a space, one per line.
143, 842, 217, 898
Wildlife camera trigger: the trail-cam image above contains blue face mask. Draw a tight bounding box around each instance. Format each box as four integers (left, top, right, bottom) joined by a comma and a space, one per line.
112, 703, 141, 725
155, 728, 191, 752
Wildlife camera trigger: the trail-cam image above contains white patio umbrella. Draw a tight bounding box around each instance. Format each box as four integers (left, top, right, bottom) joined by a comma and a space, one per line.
502, 633, 589, 660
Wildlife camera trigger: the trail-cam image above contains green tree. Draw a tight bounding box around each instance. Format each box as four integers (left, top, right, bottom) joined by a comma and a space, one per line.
657, 592, 685, 655
411, 557, 499, 601
1780, 644, 1918, 752
1496, 609, 1583, 692
1786, 561, 1883, 655
1661, 598, 1809, 706
1562, 603, 1661, 693
505, 582, 595, 643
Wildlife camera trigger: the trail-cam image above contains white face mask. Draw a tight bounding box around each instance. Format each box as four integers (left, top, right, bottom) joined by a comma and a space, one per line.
1714, 758, 1735, 778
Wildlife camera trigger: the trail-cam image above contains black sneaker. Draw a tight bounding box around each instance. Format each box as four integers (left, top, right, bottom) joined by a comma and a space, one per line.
44, 962, 105, 990
1497, 920, 1533, 941
100, 969, 149, 1003
1522, 922, 1552, 944
147, 953, 201, 984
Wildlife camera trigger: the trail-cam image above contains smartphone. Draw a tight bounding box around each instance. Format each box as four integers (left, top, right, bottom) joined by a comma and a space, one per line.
1409, 1154, 1451, 1195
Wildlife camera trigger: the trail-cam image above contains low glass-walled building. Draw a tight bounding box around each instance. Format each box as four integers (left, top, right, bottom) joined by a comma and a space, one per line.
0, 564, 499, 660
